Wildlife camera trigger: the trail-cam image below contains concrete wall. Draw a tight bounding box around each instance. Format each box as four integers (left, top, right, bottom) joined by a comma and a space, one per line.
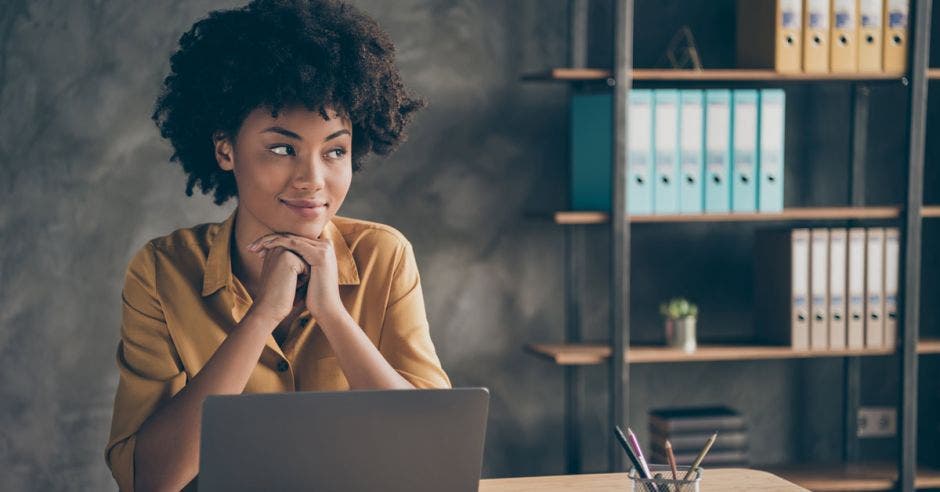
0, 0, 933, 490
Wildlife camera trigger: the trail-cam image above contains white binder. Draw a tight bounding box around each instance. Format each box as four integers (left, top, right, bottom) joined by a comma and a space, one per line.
810, 228, 830, 350
793, 229, 811, 349
846, 228, 866, 349
865, 228, 885, 348
884, 228, 900, 349
828, 228, 847, 350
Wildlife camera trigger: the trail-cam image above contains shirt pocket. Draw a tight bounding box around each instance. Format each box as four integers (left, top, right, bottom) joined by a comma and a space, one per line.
314, 356, 350, 391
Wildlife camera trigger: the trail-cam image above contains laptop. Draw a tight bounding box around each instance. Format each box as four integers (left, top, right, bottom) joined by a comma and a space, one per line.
198, 388, 489, 492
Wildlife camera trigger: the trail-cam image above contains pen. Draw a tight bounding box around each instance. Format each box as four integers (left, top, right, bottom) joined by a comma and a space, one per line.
626, 428, 654, 481
665, 440, 678, 481
682, 431, 718, 481
614, 426, 648, 477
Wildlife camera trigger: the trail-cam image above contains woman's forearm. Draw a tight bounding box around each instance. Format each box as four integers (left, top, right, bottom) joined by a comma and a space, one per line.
318, 310, 415, 390
132, 307, 278, 492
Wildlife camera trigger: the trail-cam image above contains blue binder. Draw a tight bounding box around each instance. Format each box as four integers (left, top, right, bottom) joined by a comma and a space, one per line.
628, 90, 654, 214
732, 90, 759, 212
569, 93, 612, 211
758, 89, 786, 212
704, 90, 732, 213
653, 90, 680, 214
679, 90, 705, 214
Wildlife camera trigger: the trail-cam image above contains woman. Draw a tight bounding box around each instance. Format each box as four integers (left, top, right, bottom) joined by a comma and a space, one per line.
105, 1, 450, 490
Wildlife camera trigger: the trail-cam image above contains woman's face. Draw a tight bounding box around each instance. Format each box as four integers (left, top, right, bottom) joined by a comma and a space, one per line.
216, 105, 353, 239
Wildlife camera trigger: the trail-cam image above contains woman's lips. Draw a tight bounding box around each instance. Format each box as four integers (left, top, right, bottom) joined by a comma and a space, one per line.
280, 198, 327, 218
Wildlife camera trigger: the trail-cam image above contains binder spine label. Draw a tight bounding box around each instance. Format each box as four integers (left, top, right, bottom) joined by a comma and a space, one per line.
781, 0, 803, 29
860, 0, 882, 27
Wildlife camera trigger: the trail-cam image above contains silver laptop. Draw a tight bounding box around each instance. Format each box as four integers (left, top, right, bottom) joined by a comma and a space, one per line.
198, 388, 489, 491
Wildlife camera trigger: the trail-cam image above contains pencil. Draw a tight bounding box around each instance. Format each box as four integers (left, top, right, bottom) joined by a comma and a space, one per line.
682, 431, 718, 481
665, 439, 678, 480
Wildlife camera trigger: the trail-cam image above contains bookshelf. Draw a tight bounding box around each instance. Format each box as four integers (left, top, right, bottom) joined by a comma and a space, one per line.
553, 206, 903, 225
522, 68, 906, 82
526, 343, 897, 365
520, 0, 932, 488
922, 205, 940, 218
919, 338, 940, 355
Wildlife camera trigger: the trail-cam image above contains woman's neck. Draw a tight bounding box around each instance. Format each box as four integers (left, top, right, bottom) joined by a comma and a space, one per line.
230, 205, 272, 300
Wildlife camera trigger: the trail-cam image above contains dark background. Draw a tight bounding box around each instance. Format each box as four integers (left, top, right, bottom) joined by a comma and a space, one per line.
0, 0, 937, 490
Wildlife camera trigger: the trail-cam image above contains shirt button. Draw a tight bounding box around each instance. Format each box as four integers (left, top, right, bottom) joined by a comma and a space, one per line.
276, 360, 290, 373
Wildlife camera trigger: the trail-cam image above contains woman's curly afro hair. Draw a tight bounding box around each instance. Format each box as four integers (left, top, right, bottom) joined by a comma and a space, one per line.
152, 0, 425, 205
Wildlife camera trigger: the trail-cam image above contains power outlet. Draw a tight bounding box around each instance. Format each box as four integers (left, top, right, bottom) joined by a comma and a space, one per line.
857, 407, 897, 438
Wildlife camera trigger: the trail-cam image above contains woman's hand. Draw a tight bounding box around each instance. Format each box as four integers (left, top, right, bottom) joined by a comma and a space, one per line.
248, 233, 345, 321
246, 241, 309, 324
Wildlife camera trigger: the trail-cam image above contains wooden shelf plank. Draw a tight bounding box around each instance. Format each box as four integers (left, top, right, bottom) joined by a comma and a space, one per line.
762, 463, 940, 491
918, 338, 940, 354
928, 68, 940, 79
553, 207, 901, 225
522, 68, 905, 82
526, 343, 895, 365
922, 205, 940, 218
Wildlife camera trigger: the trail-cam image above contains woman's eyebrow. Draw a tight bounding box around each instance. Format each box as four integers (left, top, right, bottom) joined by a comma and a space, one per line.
261, 127, 350, 143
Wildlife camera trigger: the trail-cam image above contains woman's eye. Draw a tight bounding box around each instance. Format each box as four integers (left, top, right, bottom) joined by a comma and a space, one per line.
326, 148, 347, 159
269, 145, 294, 156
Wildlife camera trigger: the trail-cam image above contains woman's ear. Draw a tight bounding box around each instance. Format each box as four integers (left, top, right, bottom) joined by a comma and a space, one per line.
213, 131, 235, 172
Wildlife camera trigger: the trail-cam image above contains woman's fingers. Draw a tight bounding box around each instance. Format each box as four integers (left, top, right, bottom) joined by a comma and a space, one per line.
254, 235, 330, 266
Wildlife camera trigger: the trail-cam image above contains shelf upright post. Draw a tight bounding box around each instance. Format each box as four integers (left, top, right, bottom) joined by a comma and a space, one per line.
608, 0, 634, 472
562, 0, 590, 474
843, 82, 870, 463
899, 1, 931, 490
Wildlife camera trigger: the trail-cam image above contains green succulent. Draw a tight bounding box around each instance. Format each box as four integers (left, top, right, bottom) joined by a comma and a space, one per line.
659, 297, 698, 320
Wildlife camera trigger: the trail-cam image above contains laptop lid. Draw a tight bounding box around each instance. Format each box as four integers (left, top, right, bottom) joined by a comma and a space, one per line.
199, 388, 489, 492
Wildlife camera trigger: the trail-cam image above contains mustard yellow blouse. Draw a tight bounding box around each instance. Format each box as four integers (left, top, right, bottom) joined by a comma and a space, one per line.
105, 209, 450, 491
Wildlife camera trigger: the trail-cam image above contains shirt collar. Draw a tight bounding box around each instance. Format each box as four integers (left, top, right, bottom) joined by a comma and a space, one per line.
201, 209, 361, 297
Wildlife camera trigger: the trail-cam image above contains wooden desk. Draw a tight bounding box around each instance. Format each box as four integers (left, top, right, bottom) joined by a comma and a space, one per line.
479, 468, 809, 491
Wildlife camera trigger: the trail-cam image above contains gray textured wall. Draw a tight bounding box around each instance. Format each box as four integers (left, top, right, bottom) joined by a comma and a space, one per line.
1, 0, 936, 491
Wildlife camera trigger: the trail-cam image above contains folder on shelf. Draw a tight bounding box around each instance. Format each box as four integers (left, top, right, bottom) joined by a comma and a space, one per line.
732, 90, 759, 213
654, 90, 680, 214
570, 93, 612, 211
705, 90, 732, 213
736, 0, 802, 73
884, 227, 900, 349
847, 227, 866, 349
755, 228, 811, 349
865, 227, 885, 348
629, 90, 654, 215
829, 0, 858, 72
883, 0, 909, 74
679, 90, 705, 214
858, 0, 883, 72
803, 0, 831, 73
810, 228, 830, 350
758, 89, 786, 212
829, 228, 847, 350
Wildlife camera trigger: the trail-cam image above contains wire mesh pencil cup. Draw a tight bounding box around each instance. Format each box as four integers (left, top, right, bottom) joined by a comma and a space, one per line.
628, 464, 702, 492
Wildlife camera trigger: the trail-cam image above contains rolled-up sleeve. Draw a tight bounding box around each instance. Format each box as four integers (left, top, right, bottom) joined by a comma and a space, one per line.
105, 243, 188, 491
377, 240, 451, 389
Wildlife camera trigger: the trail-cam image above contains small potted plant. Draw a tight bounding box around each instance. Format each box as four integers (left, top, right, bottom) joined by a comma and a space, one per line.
659, 297, 698, 352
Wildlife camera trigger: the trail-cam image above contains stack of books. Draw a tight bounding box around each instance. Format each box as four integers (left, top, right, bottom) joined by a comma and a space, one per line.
648, 406, 749, 467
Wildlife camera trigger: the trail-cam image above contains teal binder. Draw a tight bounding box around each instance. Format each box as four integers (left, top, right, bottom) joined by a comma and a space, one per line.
679, 90, 704, 214
570, 93, 612, 211
732, 90, 759, 212
628, 90, 654, 214
653, 90, 680, 214
758, 89, 786, 212
704, 90, 732, 213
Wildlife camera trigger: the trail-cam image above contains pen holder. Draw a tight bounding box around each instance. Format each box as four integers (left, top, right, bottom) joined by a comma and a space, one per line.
628, 464, 702, 492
